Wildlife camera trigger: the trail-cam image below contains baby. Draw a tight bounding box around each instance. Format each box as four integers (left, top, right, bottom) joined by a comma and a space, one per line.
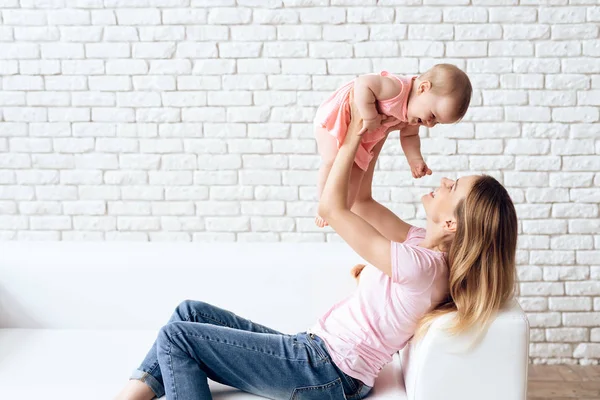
314, 64, 472, 227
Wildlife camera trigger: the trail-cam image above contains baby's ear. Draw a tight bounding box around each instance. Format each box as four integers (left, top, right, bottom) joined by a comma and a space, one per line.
419, 80, 432, 93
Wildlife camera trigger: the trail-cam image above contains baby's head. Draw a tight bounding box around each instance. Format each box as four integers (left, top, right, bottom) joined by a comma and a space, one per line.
406, 64, 472, 127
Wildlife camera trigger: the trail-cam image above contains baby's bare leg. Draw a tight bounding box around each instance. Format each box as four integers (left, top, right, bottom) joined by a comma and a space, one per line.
315, 126, 338, 227
315, 159, 334, 227
314, 126, 366, 227
315, 161, 364, 228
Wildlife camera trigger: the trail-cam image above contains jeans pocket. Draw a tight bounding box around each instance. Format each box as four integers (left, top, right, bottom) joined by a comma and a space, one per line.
291, 378, 346, 400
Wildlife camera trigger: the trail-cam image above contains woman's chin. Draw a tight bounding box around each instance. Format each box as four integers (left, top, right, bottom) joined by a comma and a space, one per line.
420, 194, 430, 210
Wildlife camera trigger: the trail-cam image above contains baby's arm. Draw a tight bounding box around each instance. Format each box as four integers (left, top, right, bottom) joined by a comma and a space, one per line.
400, 126, 432, 179
353, 74, 402, 133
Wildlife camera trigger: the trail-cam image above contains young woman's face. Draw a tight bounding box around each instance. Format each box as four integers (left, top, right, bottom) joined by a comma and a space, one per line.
422, 175, 479, 226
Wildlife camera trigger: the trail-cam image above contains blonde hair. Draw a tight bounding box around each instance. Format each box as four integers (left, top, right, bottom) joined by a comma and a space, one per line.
413, 175, 518, 341
420, 63, 472, 122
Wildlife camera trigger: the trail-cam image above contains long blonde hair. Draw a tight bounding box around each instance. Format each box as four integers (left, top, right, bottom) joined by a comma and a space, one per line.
413, 175, 518, 340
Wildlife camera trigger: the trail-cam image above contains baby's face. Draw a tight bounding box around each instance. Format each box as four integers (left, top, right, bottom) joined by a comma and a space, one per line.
407, 81, 460, 128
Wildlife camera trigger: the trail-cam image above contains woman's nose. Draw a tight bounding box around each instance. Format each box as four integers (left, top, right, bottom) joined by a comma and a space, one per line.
441, 177, 453, 187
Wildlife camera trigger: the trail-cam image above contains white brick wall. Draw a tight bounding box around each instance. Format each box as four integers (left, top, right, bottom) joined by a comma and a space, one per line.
1, 0, 599, 364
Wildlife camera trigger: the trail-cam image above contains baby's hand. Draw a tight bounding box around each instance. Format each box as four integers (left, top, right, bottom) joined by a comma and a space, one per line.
408, 158, 432, 179
359, 115, 383, 135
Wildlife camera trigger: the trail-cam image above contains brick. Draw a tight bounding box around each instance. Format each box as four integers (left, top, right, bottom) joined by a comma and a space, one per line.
549, 297, 592, 312
552, 24, 598, 40
254, 10, 299, 24
547, 328, 588, 343
517, 265, 543, 281
527, 312, 561, 328
160, 217, 204, 232
3, 10, 47, 25
570, 189, 600, 203
553, 204, 597, 218
515, 204, 551, 219
566, 282, 600, 296
518, 297, 547, 312
105, 26, 139, 41
491, 7, 537, 22
573, 344, 600, 358
522, 220, 567, 234
504, 24, 550, 40
408, 25, 453, 40
563, 312, 600, 327
530, 343, 573, 358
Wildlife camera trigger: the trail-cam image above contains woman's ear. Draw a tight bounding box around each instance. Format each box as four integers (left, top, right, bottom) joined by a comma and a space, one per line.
443, 218, 457, 234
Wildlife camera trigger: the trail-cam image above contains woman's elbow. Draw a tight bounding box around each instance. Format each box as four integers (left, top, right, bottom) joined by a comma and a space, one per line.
318, 197, 343, 218
318, 202, 332, 219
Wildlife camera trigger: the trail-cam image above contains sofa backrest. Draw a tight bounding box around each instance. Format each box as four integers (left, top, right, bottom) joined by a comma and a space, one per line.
0, 242, 363, 332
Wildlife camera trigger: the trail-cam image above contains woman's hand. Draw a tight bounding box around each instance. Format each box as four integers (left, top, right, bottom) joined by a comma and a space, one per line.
360, 115, 383, 135
384, 120, 407, 135
348, 91, 366, 137
349, 92, 401, 136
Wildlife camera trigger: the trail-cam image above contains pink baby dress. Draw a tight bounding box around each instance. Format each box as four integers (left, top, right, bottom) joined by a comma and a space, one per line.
314, 71, 416, 171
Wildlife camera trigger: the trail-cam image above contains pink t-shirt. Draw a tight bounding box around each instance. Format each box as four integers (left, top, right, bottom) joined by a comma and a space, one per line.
308, 226, 449, 387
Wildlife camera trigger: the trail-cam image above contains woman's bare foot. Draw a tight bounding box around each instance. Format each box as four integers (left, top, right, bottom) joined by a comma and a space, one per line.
315, 214, 329, 228
114, 380, 155, 400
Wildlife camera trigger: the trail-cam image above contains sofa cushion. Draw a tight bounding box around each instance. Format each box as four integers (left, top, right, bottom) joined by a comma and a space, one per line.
0, 329, 407, 400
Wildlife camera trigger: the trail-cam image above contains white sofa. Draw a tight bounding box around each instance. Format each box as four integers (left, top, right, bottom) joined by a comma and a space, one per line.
0, 242, 529, 400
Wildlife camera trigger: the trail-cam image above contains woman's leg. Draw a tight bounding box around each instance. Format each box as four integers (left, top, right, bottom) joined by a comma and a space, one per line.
156, 324, 353, 400
117, 300, 284, 399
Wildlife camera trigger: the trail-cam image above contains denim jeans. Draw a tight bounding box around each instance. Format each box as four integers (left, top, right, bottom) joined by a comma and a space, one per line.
131, 300, 372, 400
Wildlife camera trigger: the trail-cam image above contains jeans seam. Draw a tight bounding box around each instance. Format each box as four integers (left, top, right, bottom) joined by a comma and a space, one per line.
146, 360, 160, 376
345, 382, 364, 400
306, 333, 329, 362
194, 310, 235, 329
291, 378, 343, 400
340, 373, 358, 396
171, 331, 310, 362
167, 341, 177, 400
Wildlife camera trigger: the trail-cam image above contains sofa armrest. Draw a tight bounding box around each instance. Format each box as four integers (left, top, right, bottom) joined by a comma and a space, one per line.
399, 298, 529, 400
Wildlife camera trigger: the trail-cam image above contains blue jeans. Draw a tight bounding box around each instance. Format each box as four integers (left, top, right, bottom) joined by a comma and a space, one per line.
131, 300, 372, 400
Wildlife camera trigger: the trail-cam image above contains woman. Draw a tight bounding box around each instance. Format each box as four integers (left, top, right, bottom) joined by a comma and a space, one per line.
115, 98, 518, 400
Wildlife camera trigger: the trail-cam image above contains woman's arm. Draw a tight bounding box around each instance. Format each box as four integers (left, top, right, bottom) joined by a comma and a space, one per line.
351, 128, 413, 243
318, 93, 393, 278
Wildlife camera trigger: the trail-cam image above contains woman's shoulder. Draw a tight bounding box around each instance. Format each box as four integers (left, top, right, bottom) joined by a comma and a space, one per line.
393, 226, 445, 264
404, 225, 426, 242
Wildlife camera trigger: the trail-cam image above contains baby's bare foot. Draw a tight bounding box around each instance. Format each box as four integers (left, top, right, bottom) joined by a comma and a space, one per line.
114, 380, 155, 400
315, 215, 329, 228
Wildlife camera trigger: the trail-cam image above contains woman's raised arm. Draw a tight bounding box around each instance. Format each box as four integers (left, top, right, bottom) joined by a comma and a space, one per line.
318, 93, 393, 278
350, 125, 413, 244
